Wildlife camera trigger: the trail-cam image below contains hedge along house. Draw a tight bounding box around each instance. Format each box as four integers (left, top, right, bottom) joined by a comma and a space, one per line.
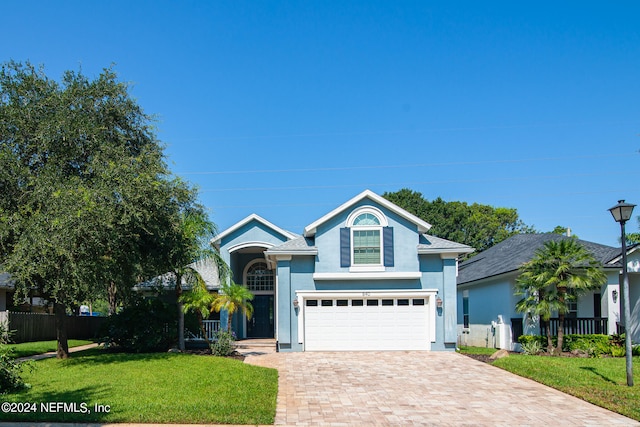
212, 190, 473, 352
456, 233, 640, 351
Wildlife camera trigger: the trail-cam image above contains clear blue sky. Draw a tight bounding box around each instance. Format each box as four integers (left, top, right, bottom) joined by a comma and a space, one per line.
5, 1, 639, 246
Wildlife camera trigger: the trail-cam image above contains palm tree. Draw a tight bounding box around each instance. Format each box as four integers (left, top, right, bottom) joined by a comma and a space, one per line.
212, 281, 254, 331
515, 238, 606, 354
170, 210, 217, 350
179, 268, 216, 346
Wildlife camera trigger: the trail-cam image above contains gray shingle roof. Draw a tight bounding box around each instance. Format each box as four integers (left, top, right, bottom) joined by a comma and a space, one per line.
135, 258, 221, 291
418, 234, 474, 254
457, 233, 621, 285
267, 236, 317, 253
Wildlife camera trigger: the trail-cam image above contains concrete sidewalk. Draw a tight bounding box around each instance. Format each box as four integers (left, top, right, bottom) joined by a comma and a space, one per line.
16, 342, 101, 361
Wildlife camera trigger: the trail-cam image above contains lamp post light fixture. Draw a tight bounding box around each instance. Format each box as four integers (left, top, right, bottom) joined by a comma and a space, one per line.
608, 199, 636, 387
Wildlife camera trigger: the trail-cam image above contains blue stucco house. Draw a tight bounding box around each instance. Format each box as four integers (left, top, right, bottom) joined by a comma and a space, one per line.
212, 189, 473, 352
456, 233, 640, 350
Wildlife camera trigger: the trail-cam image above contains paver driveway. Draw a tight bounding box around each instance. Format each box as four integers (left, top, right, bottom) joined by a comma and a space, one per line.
245, 351, 638, 426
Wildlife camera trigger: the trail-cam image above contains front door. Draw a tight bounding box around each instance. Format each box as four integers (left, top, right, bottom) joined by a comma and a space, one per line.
247, 295, 274, 338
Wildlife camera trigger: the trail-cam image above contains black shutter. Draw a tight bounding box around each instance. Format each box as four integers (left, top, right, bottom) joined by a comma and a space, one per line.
340, 227, 350, 267
383, 227, 394, 267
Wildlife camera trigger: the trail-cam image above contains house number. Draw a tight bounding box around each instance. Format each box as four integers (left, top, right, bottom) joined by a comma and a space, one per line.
362, 292, 370, 296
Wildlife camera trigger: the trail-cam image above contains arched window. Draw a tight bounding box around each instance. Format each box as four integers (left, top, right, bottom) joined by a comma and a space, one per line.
341, 206, 393, 267
353, 213, 380, 226
245, 261, 274, 292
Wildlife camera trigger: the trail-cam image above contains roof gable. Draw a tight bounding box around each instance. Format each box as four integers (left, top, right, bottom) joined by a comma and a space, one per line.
605, 243, 640, 266
212, 214, 298, 247
303, 189, 432, 237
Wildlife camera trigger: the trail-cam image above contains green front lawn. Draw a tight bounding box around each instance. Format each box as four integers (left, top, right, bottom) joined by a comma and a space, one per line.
457, 346, 497, 356
9, 340, 95, 358
2, 349, 278, 424
459, 347, 640, 421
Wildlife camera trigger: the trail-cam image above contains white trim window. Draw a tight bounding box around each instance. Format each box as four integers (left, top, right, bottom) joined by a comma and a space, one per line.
341, 206, 393, 269
352, 211, 382, 266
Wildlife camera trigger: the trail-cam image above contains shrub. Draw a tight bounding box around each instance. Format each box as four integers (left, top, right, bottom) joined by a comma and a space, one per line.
211, 330, 236, 357
518, 335, 547, 348
610, 346, 626, 357
100, 298, 177, 352
0, 322, 29, 393
565, 334, 612, 356
521, 339, 543, 355
518, 334, 630, 357
633, 345, 640, 357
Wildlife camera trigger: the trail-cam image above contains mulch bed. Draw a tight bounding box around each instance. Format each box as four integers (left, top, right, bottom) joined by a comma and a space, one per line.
181, 347, 245, 361
462, 353, 493, 363
462, 353, 495, 363
461, 350, 593, 364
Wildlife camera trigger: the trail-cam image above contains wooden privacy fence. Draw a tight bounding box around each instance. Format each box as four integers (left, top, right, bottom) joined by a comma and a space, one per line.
3, 312, 106, 343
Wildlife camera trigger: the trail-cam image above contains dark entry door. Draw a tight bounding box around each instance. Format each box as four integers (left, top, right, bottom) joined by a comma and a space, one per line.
247, 295, 274, 338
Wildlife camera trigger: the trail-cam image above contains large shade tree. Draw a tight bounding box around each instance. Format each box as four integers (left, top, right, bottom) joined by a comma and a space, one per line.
383, 188, 535, 254
515, 238, 606, 353
0, 61, 204, 358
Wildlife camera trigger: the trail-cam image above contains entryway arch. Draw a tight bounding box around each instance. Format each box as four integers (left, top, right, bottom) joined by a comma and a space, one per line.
243, 258, 275, 338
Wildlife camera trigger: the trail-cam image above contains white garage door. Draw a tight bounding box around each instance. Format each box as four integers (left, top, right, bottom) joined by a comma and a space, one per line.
303, 296, 430, 351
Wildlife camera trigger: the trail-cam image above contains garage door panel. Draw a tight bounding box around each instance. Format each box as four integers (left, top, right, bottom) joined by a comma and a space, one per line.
304, 296, 430, 351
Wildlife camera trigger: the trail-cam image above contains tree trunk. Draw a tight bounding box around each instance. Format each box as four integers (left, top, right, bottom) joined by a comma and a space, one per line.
556, 314, 565, 354
556, 287, 566, 354
197, 312, 211, 346
227, 310, 233, 332
545, 320, 553, 352
176, 271, 184, 350
54, 302, 69, 359
108, 282, 117, 315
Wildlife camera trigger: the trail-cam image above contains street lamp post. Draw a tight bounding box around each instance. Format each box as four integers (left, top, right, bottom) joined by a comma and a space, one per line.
608, 199, 636, 387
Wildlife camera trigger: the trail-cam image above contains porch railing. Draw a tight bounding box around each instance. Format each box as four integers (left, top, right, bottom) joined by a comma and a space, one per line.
186, 320, 221, 342
543, 317, 608, 336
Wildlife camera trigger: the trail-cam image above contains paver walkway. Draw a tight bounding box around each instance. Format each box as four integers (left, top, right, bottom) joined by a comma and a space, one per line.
245, 351, 639, 426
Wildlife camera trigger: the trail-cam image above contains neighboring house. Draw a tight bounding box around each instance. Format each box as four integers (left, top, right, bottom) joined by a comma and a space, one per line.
0, 272, 51, 313
608, 245, 640, 345
134, 258, 222, 296
212, 189, 473, 352
0, 272, 11, 312
456, 233, 640, 350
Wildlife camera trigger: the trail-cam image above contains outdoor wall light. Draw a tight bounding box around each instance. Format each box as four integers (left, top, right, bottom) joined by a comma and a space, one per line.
612, 289, 618, 303
435, 296, 443, 308
292, 298, 299, 308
